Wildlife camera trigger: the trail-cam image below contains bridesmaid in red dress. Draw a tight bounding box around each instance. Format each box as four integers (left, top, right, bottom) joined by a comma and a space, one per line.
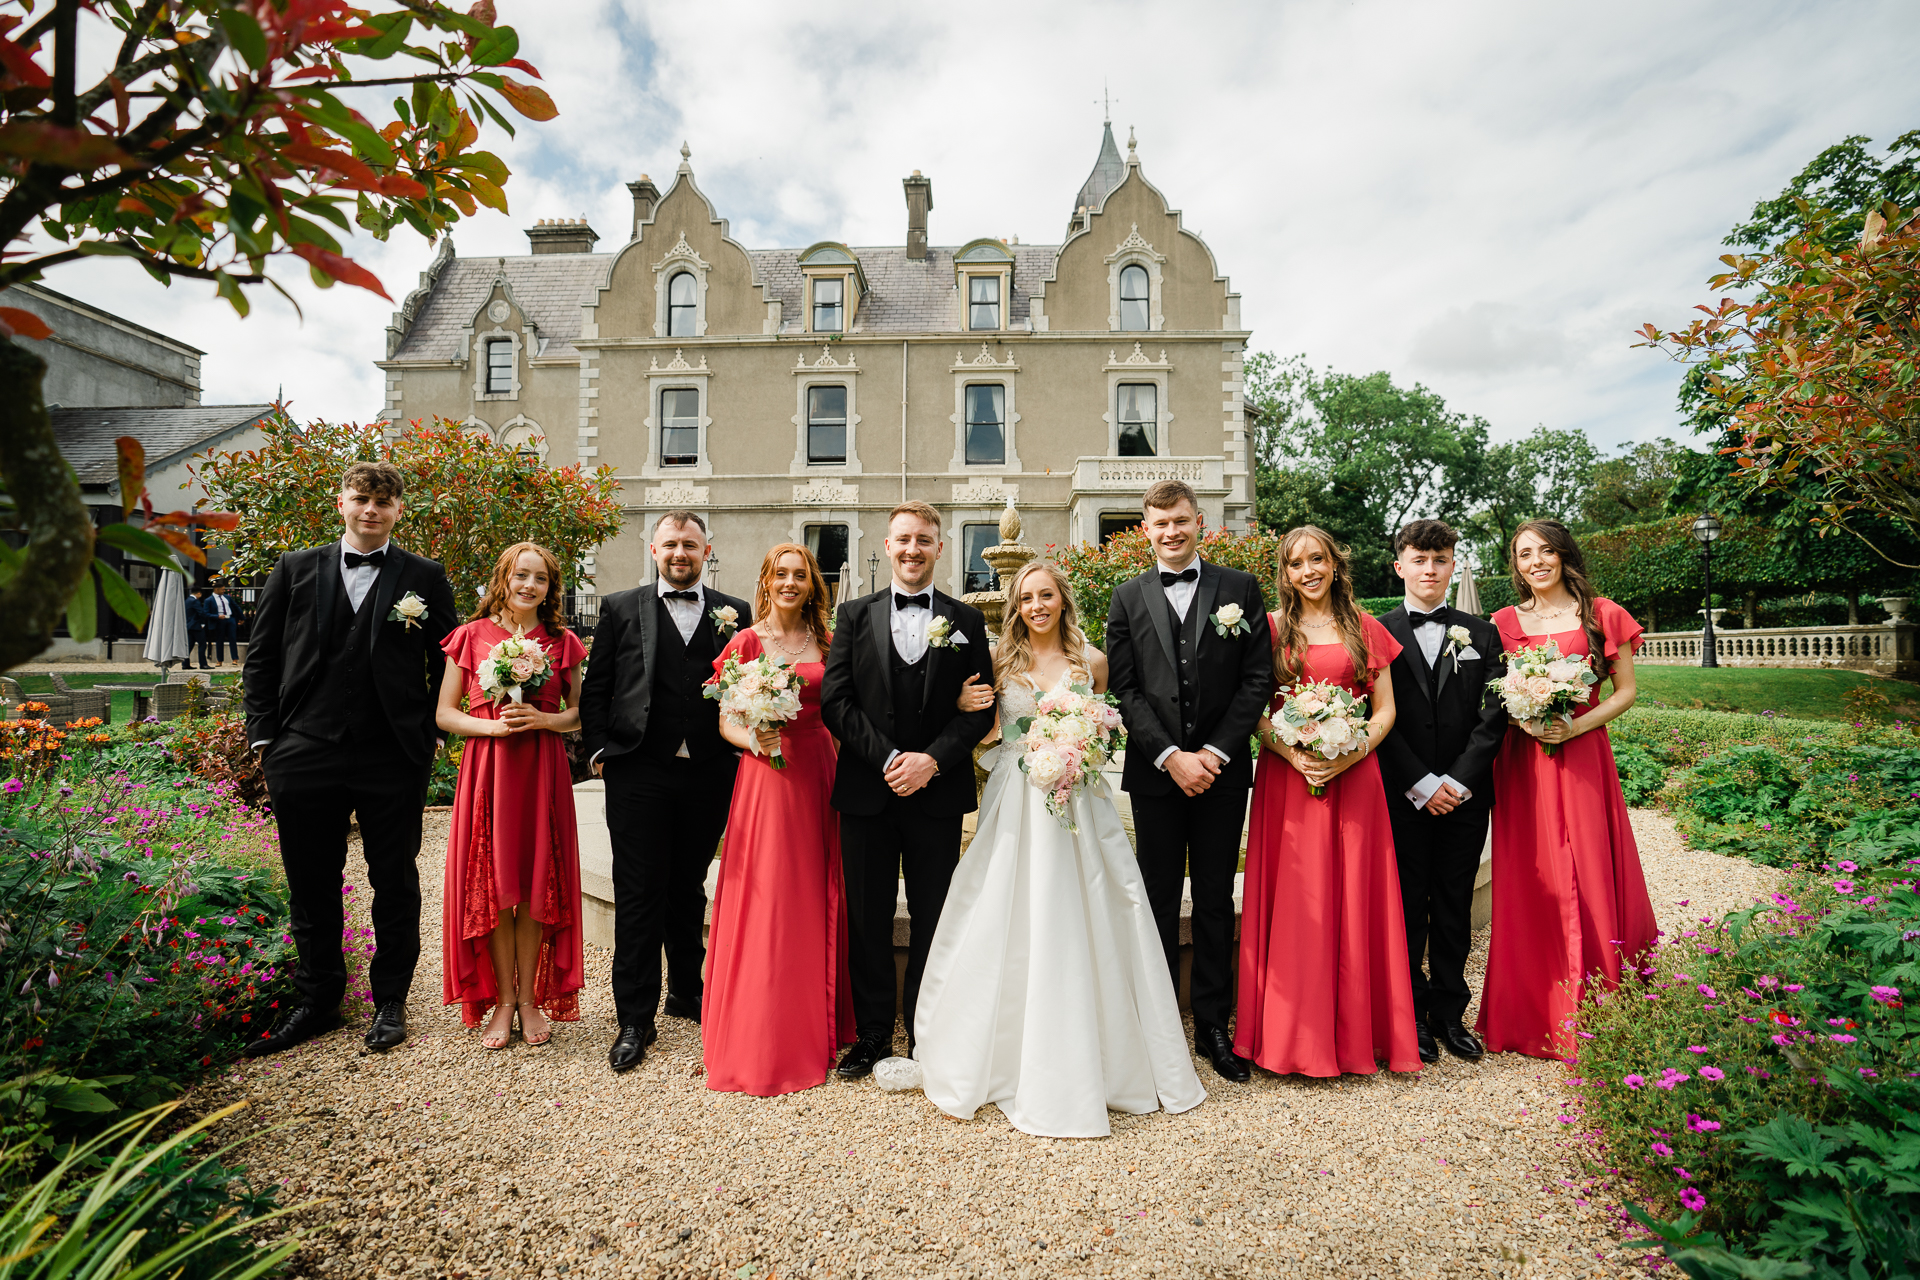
1236, 526, 1423, 1077
435, 542, 587, 1050
702, 543, 855, 1095
1477, 519, 1656, 1060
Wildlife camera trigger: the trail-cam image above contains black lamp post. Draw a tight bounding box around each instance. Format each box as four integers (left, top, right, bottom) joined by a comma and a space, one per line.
704, 550, 719, 590
867, 551, 880, 594
1690, 512, 1722, 668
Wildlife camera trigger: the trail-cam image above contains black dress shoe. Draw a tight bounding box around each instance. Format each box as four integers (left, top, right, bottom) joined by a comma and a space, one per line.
1416, 1019, 1440, 1065
363, 1000, 408, 1053
609, 1024, 658, 1073
1196, 1025, 1251, 1083
241, 1002, 342, 1058
1429, 1014, 1484, 1062
663, 994, 701, 1023
834, 1035, 891, 1079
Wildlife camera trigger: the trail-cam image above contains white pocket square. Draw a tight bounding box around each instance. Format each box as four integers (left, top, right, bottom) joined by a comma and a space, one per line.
1458, 646, 1480, 660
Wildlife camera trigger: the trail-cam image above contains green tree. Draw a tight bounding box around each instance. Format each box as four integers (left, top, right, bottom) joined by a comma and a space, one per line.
0, 0, 557, 671
1726, 131, 1920, 253
1458, 424, 1599, 572
1583, 437, 1689, 530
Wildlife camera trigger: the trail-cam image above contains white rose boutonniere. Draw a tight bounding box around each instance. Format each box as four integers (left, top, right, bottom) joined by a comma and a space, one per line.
1445, 623, 1480, 663
388, 592, 429, 630
709, 604, 740, 636
927, 616, 969, 649
1210, 601, 1251, 639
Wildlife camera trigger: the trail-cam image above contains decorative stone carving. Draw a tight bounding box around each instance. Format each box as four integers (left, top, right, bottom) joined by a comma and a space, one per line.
644, 483, 709, 506
650, 348, 708, 372
792, 479, 859, 505
794, 344, 858, 372
1105, 223, 1165, 264
1106, 342, 1169, 367
951, 343, 1017, 371
951, 480, 1019, 505
1096, 458, 1204, 487
487, 300, 511, 323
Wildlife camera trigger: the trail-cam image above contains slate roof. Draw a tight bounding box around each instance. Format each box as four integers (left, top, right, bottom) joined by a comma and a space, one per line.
749, 243, 1058, 333
387, 254, 606, 362
52, 405, 275, 484
1073, 122, 1126, 226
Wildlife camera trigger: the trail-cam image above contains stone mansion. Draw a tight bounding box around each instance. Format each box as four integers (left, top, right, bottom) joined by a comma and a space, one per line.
376, 123, 1252, 597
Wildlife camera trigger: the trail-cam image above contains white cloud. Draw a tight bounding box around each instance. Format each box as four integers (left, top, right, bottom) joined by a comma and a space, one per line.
22, 0, 1920, 449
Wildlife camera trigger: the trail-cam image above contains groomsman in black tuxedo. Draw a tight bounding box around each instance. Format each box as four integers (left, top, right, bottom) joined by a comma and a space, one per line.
243, 462, 457, 1057
580, 511, 753, 1073
1105, 479, 1273, 1082
821, 501, 995, 1077
1376, 519, 1506, 1064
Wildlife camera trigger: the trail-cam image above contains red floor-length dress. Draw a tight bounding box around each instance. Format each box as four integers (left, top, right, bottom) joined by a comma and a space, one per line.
1236, 614, 1423, 1077
440, 619, 587, 1027
1476, 597, 1657, 1060
702, 628, 855, 1096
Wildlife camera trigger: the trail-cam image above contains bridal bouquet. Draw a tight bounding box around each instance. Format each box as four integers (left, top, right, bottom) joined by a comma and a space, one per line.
704, 651, 805, 768
1013, 680, 1126, 832
477, 634, 553, 705
1489, 641, 1598, 757
1269, 679, 1371, 796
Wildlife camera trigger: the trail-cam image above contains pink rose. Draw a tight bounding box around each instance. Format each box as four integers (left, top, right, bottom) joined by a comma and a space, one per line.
1295, 720, 1322, 742
1295, 692, 1326, 716
1524, 675, 1556, 702
1545, 660, 1584, 684
510, 655, 537, 680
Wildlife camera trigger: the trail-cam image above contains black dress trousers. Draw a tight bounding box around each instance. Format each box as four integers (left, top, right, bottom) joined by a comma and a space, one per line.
1129, 782, 1248, 1032
1387, 799, 1488, 1024
840, 802, 962, 1043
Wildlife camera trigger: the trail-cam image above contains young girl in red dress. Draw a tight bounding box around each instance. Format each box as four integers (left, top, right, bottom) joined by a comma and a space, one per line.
1476, 519, 1656, 1060
435, 542, 587, 1050
1236, 526, 1423, 1077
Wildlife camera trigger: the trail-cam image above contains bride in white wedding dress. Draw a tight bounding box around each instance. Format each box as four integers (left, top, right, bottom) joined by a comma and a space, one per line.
912, 561, 1205, 1137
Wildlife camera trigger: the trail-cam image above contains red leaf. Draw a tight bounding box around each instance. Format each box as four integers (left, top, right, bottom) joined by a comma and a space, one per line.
115, 436, 147, 518
496, 78, 557, 121
289, 243, 392, 300
285, 65, 339, 80
0, 306, 51, 340
0, 33, 51, 88
151, 526, 207, 565
376, 173, 429, 199
0, 121, 134, 169
500, 58, 541, 79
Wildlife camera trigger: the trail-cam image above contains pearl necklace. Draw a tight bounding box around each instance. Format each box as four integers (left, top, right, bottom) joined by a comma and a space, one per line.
764, 625, 814, 659
1526, 599, 1579, 623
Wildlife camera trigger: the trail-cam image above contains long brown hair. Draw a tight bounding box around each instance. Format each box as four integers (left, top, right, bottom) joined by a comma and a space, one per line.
1509, 519, 1609, 678
472, 541, 567, 633
753, 543, 834, 650
994, 561, 1093, 689
1271, 525, 1377, 688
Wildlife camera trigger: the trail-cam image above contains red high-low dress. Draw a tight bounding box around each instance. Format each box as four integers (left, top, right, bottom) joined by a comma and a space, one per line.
1235, 613, 1423, 1077
1476, 597, 1656, 1060
440, 619, 587, 1027
701, 628, 855, 1095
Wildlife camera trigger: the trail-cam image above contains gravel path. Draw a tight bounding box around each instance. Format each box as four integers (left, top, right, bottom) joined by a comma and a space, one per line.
204, 808, 1780, 1279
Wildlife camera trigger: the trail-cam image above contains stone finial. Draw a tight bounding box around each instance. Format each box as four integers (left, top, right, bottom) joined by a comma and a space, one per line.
679, 141, 692, 173
998, 500, 1021, 544
1127, 126, 1137, 161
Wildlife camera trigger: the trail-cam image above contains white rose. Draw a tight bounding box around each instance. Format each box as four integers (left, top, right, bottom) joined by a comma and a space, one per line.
1215, 602, 1244, 627
394, 594, 427, 619
1318, 716, 1353, 747
1026, 748, 1067, 789
1053, 715, 1093, 744
1448, 624, 1471, 648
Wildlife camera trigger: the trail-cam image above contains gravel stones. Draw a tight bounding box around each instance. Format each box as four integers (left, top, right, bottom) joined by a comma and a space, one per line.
204, 808, 1774, 1278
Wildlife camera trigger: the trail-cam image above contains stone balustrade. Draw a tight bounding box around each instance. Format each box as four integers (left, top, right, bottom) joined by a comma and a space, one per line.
1637, 621, 1916, 676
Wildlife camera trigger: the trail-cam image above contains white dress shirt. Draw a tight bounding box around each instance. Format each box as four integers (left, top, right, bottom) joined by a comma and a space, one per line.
211, 592, 231, 619
1151, 557, 1228, 772
1402, 596, 1471, 810
889, 580, 934, 664
658, 577, 705, 644
341, 538, 390, 612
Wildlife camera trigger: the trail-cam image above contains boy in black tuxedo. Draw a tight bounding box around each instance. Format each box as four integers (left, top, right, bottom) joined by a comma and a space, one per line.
1375, 520, 1506, 1063
243, 462, 457, 1057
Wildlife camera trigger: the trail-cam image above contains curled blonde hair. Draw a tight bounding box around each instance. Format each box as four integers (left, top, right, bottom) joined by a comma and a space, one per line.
994, 561, 1093, 689
1272, 525, 1376, 688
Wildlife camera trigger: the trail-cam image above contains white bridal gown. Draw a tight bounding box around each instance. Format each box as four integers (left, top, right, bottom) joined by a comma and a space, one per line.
913, 678, 1206, 1138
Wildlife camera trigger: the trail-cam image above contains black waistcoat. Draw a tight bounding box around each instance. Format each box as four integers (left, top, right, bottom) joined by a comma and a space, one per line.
640, 596, 725, 761
1166, 591, 1201, 747
890, 644, 934, 752
287, 581, 392, 747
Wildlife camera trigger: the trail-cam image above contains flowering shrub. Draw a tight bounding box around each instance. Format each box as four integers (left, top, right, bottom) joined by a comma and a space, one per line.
1052, 525, 1285, 647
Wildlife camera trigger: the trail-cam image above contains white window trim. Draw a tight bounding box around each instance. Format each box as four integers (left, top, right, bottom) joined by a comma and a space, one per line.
651, 233, 710, 339
473, 328, 522, 401
955, 520, 1004, 597
498, 413, 548, 464
959, 268, 1010, 333
1103, 344, 1174, 458
948, 346, 1021, 472
643, 349, 713, 478
803, 271, 853, 334
790, 360, 863, 475
1105, 224, 1167, 333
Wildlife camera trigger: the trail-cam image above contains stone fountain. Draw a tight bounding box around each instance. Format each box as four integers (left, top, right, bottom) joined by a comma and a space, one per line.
960, 500, 1038, 634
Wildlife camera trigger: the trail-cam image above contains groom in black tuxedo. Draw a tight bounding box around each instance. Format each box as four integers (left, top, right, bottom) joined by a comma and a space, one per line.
821, 501, 995, 1076
1105, 479, 1273, 1082
1376, 519, 1506, 1064
243, 461, 457, 1057
580, 511, 753, 1073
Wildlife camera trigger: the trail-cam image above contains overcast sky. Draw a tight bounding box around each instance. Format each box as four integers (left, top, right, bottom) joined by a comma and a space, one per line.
35, 0, 1920, 452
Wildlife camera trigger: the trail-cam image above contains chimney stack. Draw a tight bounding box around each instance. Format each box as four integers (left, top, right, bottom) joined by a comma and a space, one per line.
903, 170, 933, 260
525, 217, 600, 255
626, 175, 660, 240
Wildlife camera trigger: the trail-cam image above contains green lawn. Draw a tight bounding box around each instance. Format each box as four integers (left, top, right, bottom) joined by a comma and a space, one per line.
10, 669, 240, 724
1629, 664, 1920, 721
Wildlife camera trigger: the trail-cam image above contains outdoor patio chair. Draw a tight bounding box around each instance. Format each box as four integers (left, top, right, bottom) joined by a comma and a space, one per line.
5, 681, 74, 722
43, 670, 113, 723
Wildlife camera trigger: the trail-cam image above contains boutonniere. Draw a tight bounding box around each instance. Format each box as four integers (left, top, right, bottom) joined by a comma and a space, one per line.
1446, 623, 1480, 663
709, 604, 740, 636
1210, 601, 1251, 639
388, 592, 429, 630
927, 616, 969, 649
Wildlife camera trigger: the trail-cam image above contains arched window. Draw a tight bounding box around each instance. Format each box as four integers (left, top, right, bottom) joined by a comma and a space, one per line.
667, 271, 697, 337
1119, 264, 1150, 332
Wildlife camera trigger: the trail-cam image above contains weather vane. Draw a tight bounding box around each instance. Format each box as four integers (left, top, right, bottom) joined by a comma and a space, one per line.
1096, 80, 1117, 123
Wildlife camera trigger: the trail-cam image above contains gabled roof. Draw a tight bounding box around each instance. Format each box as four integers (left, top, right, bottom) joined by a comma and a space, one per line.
52, 404, 275, 485
387, 254, 605, 362
748, 244, 1057, 332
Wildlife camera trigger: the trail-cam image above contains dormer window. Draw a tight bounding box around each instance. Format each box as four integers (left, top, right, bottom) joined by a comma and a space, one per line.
1119, 264, 1150, 331
953, 239, 1015, 334
813, 278, 844, 332
485, 339, 514, 394
968, 276, 1001, 331
798, 243, 867, 335
667, 271, 697, 337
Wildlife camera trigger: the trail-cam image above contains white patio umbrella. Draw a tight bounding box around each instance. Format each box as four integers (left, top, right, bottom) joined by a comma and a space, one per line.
1453, 558, 1483, 616
142, 563, 191, 668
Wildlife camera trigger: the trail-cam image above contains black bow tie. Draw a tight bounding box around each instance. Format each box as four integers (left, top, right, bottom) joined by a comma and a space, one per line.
894, 592, 931, 611
343, 549, 385, 570
1159, 567, 1198, 587
662, 589, 699, 601
1407, 606, 1450, 626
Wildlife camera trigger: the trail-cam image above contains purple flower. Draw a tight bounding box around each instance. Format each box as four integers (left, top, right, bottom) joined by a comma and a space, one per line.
1655, 1068, 1691, 1090
1680, 1188, 1707, 1212
1, 778, 20, 794
1686, 1114, 1721, 1133
1674, 1167, 1693, 1181
1650, 1142, 1673, 1157
1784, 984, 1804, 993
1687, 1045, 1709, 1054
1624, 1074, 1646, 1090
1698, 1066, 1725, 1082
1830, 1034, 1858, 1044
1871, 985, 1902, 1004
1837, 861, 1858, 873
1834, 880, 1856, 894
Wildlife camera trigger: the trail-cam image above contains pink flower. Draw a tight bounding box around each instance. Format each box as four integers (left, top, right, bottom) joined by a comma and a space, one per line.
1655, 1068, 1690, 1090
1830, 1034, 1858, 1044
1687, 1045, 1709, 1054
1686, 1114, 1721, 1133
1837, 860, 1857, 873
1623, 1074, 1645, 1090
1649, 1142, 1672, 1157
1295, 719, 1322, 742
1833, 879, 1855, 894
1680, 1188, 1707, 1212
1696, 985, 1716, 998
1871, 985, 1902, 1004
1698, 1066, 1725, 1082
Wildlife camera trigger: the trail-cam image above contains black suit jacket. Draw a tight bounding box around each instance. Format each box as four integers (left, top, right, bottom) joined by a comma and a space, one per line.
820, 588, 995, 818
577, 583, 753, 764
242, 542, 457, 767
1374, 606, 1506, 816
1105, 560, 1274, 798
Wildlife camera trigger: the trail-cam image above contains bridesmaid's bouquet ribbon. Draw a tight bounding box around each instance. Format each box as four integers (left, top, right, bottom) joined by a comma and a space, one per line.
477, 633, 553, 706
1490, 640, 1597, 757
1270, 679, 1371, 796
1013, 678, 1126, 832
705, 651, 805, 769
